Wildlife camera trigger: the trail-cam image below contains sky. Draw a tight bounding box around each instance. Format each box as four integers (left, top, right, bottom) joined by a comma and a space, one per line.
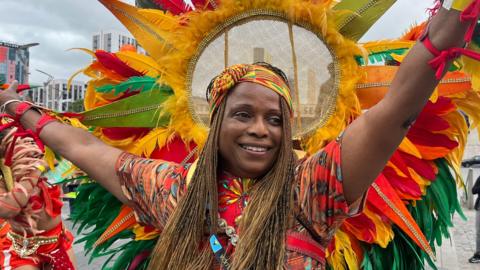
0, 0, 433, 84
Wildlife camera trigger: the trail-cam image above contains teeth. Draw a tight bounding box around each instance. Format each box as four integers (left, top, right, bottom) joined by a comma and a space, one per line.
241, 145, 268, 152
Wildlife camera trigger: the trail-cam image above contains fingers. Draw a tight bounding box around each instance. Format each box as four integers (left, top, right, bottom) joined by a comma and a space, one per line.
6, 81, 18, 94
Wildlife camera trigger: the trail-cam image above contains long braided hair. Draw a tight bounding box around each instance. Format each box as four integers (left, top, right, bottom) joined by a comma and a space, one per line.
148, 63, 297, 270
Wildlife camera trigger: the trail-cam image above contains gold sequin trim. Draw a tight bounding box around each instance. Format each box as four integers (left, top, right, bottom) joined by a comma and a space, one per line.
372, 183, 436, 260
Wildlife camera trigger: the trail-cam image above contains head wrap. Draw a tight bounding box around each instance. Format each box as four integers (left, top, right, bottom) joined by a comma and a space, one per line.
207, 64, 293, 119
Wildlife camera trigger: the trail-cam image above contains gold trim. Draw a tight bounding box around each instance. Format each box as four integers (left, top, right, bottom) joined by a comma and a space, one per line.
83, 104, 162, 121
372, 183, 436, 260
94, 211, 135, 247
338, 0, 380, 31
185, 9, 340, 138
7, 231, 58, 258
357, 77, 472, 89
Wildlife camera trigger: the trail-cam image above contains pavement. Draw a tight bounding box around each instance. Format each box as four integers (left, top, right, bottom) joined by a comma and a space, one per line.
449, 209, 480, 270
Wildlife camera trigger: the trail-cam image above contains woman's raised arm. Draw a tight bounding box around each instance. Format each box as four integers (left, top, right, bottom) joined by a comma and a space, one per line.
340, 5, 477, 204
0, 82, 129, 204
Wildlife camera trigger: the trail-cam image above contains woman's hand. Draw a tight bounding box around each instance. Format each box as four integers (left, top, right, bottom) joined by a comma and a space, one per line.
0, 81, 21, 105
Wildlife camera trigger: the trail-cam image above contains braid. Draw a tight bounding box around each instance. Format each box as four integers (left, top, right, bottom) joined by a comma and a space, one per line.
148, 102, 226, 270
230, 98, 296, 270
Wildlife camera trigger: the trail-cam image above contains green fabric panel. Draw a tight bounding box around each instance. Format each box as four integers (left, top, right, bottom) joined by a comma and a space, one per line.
334, 0, 397, 42
80, 89, 172, 128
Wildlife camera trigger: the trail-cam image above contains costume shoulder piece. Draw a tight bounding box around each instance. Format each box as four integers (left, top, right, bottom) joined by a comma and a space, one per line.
66, 0, 480, 269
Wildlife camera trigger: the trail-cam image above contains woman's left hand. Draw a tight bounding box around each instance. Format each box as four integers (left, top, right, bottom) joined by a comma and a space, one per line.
0, 81, 21, 107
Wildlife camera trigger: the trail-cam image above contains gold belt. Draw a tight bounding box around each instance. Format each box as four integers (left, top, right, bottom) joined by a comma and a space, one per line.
7, 231, 58, 258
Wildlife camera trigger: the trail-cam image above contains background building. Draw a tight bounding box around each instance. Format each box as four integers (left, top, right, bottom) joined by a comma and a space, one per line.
92, 30, 145, 54
0, 41, 38, 84
27, 79, 86, 112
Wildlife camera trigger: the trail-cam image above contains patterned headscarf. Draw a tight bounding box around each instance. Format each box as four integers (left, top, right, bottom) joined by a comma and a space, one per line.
207, 64, 293, 120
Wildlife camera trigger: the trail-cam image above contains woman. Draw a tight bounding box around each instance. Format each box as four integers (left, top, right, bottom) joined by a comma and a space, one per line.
0, 3, 477, 269
0, 127, 76, 270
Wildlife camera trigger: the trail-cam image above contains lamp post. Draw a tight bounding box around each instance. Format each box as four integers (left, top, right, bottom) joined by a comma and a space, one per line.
35, 69, 54, 107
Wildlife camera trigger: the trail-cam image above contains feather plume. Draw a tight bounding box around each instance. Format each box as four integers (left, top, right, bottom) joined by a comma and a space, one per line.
95, 50, 144, 78
99, 0, 175, 60
115, 51, 164, 78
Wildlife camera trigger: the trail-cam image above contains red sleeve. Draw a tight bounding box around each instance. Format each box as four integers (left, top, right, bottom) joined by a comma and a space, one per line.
115, 152, 189, 230
295, 139, 365, 242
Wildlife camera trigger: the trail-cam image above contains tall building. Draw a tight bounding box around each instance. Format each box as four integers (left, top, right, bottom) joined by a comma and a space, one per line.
27, 79, 86, 112
253, 47, 272, 63
306, 68, 318, 104
92, 31, 145, 54
0, 41, 38, 84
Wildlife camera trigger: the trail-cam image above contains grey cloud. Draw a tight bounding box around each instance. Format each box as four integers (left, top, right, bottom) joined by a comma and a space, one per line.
0, 0, 134, 84
0, 0, 432, 84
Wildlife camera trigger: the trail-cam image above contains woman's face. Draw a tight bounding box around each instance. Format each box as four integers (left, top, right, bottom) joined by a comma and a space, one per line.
218, 82, 283, 179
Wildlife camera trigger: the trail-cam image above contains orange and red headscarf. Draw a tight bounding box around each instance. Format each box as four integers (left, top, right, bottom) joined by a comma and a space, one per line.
207, 64, 293, 119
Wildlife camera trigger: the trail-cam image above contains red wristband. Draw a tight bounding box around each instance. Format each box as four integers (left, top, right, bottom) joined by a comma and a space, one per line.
421, 34, 480, 79
35, 115, 57, 135
14, 102, 34, 121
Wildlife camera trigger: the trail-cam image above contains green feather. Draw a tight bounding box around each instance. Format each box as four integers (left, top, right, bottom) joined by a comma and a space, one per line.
334, 0, 397, 42
80, 85, 173, 128
96, 76, 160, 95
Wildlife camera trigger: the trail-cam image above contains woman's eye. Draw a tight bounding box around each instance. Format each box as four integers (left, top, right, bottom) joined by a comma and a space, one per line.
268, 116, 282, 126
234, 112, 250, 119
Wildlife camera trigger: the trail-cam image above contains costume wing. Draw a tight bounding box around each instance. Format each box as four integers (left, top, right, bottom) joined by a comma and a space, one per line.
66, 0, 480, 269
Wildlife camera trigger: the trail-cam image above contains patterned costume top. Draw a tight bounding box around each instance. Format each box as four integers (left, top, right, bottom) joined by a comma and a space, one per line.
117, 137, 364, 269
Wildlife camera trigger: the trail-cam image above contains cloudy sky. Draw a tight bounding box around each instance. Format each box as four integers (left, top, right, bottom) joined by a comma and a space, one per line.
0, 0, 433, 84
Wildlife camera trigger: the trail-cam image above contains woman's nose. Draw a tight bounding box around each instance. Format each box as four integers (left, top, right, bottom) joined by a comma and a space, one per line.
247, 117, 268, 137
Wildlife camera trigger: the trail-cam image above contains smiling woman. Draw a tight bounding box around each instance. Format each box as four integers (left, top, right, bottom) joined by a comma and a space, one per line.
1, 0, 480, 269
218, 82, 284, 179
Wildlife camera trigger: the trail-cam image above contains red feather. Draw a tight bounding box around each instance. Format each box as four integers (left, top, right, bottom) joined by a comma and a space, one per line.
343, 214, 377, 243
407, 128, 458, 149
367, 175, 432, 254
399, 152, 437, 180
95, 50, 144, 78
149, 135, 197, 163
101, 127, 150, 140
152, 0, 216, 14
414, 113, 451, 132
383, 167, 422, 199
389, 151, 411, 176
421, 97, 456, 116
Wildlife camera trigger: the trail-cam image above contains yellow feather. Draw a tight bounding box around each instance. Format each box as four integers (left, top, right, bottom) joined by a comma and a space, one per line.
138, 9, 180, 32
408, 168, 431, 194
327, 230, 359, 270
115, 51, 163, 78
398, 137, 422, 159
130, 128, 172, 157
43, 147, 56, 171
461, 43, 480, 91
364, 206, 394, 248
99, 0, 175, 60
68, 47, 96, 57
453, 0, 473, 10
361, 40, 414, 54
